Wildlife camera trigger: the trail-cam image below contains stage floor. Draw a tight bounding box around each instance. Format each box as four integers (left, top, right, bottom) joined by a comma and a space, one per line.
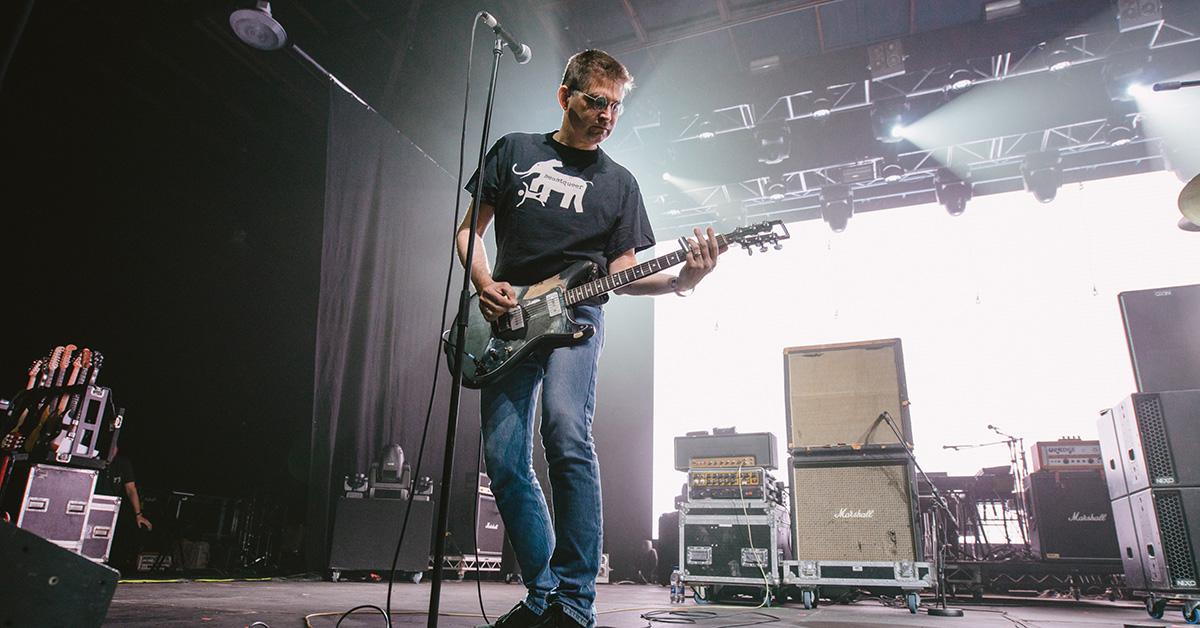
103, 579, 1178, 627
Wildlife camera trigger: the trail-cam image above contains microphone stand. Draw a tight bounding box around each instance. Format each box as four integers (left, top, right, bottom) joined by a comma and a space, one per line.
878, 412, 964, 618
428, 36, 505, 628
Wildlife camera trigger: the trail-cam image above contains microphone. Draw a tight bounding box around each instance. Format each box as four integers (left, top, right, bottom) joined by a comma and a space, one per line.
1154, 79, 1200, 92
480, 12, 532, 64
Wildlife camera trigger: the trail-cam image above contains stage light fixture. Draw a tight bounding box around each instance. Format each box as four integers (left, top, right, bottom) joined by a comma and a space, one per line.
1105, 114, 1137, 146
1021, 150, 1062, 204
810, 96, 832, 121
765, 181, 787, 202
230, 1, 288, 51
820, 184, 853, 233
1046, 44, 1072, 72
755, 122, 792, 166
946, 69, 975, 92
879, 146, 904, 183
871, 98, 909, 144
935, 169, 972, 216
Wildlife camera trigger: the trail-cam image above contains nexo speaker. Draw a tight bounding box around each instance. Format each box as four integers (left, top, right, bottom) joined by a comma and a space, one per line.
790, 458, 920, 562
1111, 495, 1146, 589
784, 339, 912, 453
1119, 284, 1200, 393
0, 522, 120, 628
1024, 471, 1120, 560
1098, 408, 1129, 500
1129, 487, 1200, 592
1111, 391, 1200, 495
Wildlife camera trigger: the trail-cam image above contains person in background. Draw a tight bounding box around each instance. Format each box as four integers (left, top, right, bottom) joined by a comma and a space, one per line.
98, 445, 152, 569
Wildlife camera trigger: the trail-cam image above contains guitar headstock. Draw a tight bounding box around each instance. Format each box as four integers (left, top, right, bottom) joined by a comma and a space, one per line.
61, 344, 78, 369
88, 351, 105, 386
79, 348, 93, 370
48, 346, 65, 373
724, 220, 791, 255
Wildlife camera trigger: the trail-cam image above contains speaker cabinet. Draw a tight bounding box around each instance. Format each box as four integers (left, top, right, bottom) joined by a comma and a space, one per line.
783, 339, 911, 453
474, 489, 504, 556
1025, 471, 1120, 560
328, 497, 434, 572
0, 522, 119, 628
1129, 487, 1200, 592
790, 458, 920, 562
1119, 284, 1200, 393
1111, 496, 1147, 589
1098, 408, 1129, 500
1112, 390, 1200, 495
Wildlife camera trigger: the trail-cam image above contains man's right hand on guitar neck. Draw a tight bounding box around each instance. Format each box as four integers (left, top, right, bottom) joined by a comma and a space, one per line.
479, 281, 518, 322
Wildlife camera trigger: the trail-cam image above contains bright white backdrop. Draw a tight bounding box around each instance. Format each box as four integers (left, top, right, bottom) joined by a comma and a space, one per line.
650, 170, 1200, 534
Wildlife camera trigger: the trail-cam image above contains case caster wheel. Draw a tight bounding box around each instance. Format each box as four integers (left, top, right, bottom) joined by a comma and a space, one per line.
1184, 601, 1200, 624
1145, 595, 1166, 619
409, 572, 423, 584
330, 570, 341, 582
801, 589, 815, 610
906, 592, 919, 614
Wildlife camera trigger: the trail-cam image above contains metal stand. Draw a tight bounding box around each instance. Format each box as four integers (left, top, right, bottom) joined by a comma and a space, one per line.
427, 36, 505, 628
879, 412, 964, 617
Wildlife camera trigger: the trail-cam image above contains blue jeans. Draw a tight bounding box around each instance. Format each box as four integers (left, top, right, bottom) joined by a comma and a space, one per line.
481, 304, 604, 628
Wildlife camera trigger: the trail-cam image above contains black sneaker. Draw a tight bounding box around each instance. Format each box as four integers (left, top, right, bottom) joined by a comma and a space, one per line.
530, 604, 587, 628
479, 602, 544, 628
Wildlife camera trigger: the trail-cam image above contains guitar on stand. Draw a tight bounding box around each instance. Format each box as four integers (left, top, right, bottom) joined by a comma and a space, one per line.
443, 220, 790, 388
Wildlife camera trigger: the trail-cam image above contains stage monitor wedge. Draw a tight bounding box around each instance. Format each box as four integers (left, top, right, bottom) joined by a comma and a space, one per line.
0, 522, 119, 628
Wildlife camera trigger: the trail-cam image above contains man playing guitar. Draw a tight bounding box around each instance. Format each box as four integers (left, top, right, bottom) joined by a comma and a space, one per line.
456, 49, 723, 628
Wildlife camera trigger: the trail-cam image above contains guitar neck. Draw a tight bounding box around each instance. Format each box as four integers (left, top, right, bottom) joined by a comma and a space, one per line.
564, 233, 730, 306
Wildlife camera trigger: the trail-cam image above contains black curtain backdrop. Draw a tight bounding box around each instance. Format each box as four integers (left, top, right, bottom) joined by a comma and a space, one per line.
306, 85, 475, 570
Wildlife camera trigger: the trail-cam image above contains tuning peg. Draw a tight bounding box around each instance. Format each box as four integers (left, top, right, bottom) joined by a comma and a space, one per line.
759, 244, 768, 253
774, 242, 783, 250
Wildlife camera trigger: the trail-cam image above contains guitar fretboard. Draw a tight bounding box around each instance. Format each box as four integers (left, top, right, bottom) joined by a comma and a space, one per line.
564, 234, 730, 305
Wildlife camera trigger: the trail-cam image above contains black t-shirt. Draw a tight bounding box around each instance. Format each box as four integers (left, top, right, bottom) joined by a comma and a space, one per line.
466, 132, 656, 300
97, 455, 135, 497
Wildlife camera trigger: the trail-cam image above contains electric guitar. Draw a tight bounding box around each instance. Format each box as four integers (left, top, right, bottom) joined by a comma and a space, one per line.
444, 220, 790, 388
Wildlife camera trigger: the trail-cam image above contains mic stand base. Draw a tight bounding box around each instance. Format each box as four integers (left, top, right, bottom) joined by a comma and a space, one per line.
928, 607, 965, 618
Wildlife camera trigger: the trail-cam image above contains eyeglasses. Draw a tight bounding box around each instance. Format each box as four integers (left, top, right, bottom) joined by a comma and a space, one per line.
572, 88, 624, 116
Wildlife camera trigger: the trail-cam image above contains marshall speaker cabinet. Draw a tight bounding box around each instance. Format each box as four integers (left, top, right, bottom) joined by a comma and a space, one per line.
783, 339, 912, 454
789, 457, 921, 562
1024, 471, 1120, 560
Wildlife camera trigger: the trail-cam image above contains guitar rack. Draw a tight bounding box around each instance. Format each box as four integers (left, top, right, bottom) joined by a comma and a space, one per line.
1, 346, 124, 509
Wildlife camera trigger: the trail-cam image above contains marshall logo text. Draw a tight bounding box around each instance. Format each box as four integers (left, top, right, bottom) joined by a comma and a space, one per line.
1068, 512, 1108, 522
834, 508, 876, 519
